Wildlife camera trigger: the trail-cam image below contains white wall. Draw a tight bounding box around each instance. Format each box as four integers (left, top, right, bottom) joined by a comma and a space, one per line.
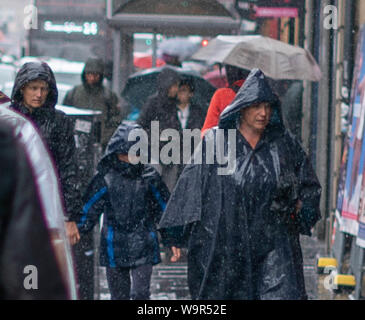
0, 0, 30, 57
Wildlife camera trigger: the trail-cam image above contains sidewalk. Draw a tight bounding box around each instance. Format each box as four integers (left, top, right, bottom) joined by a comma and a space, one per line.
96, 249, 190, 300
96, 235, 362, 300
300, 234, 326, 300
149, 249, 190, 300
301, 235, 365, 300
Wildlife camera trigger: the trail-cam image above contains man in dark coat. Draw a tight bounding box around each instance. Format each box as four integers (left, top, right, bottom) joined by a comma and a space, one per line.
9, 62, 82, 245
0, 120, 70, 299
77, 122, 175, 300
159, 69, 322, 300
137, 67, 180, 191
137, 67, 181, 138
63, 57, 121, 150
137, 68, 206, 191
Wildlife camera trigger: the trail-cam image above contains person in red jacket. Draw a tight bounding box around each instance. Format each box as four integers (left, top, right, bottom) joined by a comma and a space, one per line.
201, 65, 250, 136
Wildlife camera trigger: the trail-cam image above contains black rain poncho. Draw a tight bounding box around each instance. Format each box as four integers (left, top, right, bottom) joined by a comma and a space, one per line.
159, 69, 321, 300
9, 62, 82, 222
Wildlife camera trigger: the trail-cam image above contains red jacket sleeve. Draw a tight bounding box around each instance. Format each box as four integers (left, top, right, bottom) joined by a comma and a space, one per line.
201, 88, 237, 136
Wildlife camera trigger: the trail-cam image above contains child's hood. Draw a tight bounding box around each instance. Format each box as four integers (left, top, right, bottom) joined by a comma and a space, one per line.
97, 121, 143, 172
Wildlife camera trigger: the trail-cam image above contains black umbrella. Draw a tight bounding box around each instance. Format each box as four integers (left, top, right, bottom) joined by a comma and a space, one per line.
121, 66, 216, 116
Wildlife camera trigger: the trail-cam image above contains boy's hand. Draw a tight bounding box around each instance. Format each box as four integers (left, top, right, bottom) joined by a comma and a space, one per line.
65, 221, 80, 245
170, 246, 181, 262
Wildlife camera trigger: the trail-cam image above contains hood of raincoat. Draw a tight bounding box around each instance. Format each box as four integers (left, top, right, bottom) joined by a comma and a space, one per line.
156, 67, 180, 97
218, 68, 283, 133
11, 62, 58, 109
97, 121, 144, 173
81, 57, 104, 87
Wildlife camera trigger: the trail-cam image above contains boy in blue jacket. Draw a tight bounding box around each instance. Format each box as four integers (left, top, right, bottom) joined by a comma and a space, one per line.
77, 122, 179, 300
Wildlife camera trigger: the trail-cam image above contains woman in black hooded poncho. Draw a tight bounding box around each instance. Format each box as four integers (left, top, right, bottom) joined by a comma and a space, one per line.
9, 62, 82, 245
159, 69, 322, 300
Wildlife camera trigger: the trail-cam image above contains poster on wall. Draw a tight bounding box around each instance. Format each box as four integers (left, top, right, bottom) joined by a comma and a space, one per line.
338, 26, 365, 236
357, 179, 365, 247
336, 27, 364, 218
355, 26, 365, 248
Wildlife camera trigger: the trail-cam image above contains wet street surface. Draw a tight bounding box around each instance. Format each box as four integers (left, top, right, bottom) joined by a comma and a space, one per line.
96, 236, 362, 300
297, 235, 363, 300
97, 249, 191, 300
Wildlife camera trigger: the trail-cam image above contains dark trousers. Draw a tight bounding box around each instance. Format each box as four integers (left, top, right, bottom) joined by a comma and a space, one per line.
106, 264, 153, 300
73, 232, 94, 300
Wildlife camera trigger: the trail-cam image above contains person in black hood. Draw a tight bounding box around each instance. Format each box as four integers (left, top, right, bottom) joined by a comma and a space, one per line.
137, 67, 182, 191
63, 57, 121, 150
9, 61, 82, 246
159, 69, 322, 300
137, 67, 180, 137
77, 122, 178, 300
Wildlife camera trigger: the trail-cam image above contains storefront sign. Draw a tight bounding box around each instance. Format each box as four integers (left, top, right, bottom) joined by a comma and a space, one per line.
255, 7, 298, 18
235, 0, 302, 19
43, 20, 98, 35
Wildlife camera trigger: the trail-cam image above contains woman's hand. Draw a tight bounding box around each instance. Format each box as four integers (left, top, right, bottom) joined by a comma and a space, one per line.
170, 246, 181, 262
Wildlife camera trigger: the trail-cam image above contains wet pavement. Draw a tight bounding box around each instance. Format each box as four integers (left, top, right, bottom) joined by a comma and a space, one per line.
295, 235, 364, 300
96, 248, 190, 300
95, 235, 363, 300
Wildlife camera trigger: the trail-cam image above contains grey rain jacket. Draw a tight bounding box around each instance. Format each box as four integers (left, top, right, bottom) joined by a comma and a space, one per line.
62, 58, 121, 149
159, 69, 322, 300
9, 62, 82, 222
